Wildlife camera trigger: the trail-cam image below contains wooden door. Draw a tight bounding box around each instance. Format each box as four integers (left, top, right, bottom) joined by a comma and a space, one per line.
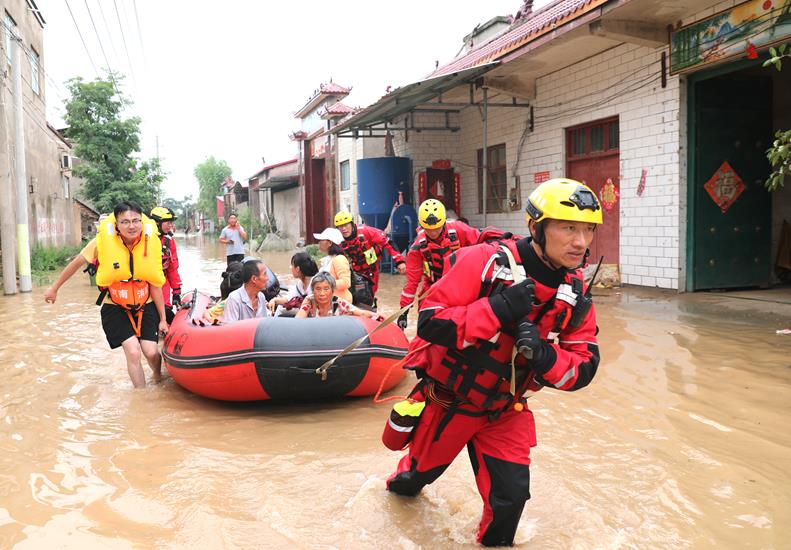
566, 117, 620, 264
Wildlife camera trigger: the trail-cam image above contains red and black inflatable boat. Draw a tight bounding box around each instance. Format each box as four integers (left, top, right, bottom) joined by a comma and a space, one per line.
162, 291, 408, 401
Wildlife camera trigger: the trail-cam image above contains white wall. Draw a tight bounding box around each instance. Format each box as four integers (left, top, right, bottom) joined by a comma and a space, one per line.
272, 187, 301, 241
395, 43, 684, 289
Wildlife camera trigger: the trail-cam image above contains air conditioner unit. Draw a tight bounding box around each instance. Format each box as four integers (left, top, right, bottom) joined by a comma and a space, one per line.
61, 154, 71, 170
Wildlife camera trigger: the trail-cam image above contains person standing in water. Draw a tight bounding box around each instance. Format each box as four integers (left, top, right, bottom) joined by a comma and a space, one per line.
44, 201, 169, 388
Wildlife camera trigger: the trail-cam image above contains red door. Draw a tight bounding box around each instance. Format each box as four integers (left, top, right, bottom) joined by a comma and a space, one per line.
566, 118, 620, 264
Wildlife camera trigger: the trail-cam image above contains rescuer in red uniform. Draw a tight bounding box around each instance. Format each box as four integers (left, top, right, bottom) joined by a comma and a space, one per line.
334, 210, 406, 307
150, 206, 183, 324
397, 199, 480, 329
385, 178, 603, 546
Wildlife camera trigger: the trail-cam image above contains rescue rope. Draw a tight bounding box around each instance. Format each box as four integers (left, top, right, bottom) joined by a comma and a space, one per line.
500, 245, 527, 397
371, 341, 431, 404
315, 281, 432, 381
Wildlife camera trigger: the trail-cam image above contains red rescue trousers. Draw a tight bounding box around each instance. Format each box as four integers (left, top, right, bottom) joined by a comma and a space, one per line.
387, 393, 537, 546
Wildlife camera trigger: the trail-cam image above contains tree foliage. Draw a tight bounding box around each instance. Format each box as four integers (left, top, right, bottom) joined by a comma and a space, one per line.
63, 75, 162, 212
160, 195, 196, 230
194, 156, 232, 221
763, 45, 790, 191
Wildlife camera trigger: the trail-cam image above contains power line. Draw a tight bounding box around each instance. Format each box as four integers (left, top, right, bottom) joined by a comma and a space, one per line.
113, 0, 136, 82
63, 0, 98, 76
82, 0, 121, 94
96, 0, 122, 73
131, 0, 147, 70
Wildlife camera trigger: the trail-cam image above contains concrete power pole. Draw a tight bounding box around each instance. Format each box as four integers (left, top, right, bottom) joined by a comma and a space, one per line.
0, 55, 18, 295
12, 37, 31, 292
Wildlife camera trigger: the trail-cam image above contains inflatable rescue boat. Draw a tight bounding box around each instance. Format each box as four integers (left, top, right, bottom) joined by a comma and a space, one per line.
162, 291, 409, 401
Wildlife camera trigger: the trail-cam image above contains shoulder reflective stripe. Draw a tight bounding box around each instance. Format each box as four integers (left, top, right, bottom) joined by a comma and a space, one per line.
462, 339, 474, 349
401, 291, 416, 298
488, 332, 500, 343
421, 305, 444, 312
556, 283, 578, 307
554, 366, 577, 388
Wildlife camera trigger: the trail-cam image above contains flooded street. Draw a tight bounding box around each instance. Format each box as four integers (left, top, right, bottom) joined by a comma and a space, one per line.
1, 235, 790, 549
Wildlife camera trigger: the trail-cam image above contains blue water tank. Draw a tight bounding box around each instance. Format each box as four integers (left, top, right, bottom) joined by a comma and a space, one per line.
389, 204, 418, 252
357, 157, 412, 229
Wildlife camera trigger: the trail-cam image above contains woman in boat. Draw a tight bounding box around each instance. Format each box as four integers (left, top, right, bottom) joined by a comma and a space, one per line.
295, 272, 383, 321
313, 227, 353, 302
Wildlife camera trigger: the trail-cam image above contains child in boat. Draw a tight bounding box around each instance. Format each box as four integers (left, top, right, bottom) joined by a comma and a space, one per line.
295, 272, 384, 320
267, 252, 318, 316
203, 261, 244, 323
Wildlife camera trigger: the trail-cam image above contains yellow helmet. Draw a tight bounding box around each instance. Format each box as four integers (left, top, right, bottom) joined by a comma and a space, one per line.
525, 178, 602, 225
334, 210, 353, 227
150, 206, 177, 222
418, 199, 446, 230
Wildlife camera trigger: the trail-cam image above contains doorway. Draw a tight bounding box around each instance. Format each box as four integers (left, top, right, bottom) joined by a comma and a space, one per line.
688, 63, 776, 290
566, 117, 621, 265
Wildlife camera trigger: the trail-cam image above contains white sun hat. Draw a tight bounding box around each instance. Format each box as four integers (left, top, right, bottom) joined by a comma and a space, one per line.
313, 227, 343, 245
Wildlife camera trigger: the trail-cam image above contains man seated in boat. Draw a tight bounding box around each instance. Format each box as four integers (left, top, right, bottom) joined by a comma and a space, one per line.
295, 272, 385, 321
222, 259, 272, 323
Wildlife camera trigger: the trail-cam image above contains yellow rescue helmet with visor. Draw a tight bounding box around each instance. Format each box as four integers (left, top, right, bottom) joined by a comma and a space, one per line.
334, 210, 353, 227
525, 178, 602, 225
150, 206, 177, 223
418, 199, 446, 230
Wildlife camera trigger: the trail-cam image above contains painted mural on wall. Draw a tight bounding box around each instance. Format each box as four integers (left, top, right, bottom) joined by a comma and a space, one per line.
670, 0, 791, 74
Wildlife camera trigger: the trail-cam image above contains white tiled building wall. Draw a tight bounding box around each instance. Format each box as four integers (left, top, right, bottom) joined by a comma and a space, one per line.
395, 43, 685, 289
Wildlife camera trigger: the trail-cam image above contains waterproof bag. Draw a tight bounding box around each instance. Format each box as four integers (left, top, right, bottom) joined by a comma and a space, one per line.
351, 272, 374, 307
382, 400, 426, 451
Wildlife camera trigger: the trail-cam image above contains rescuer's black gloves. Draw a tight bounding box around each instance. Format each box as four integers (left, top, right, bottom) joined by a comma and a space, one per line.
488, 278, 535, 326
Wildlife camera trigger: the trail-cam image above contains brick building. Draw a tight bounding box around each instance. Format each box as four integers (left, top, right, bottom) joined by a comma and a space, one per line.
333, 0, 791, 291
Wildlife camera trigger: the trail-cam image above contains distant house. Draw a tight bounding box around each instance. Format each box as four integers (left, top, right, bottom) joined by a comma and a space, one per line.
248, 158, 299, 241
291, 81, 351, 241
73, 198, 99, 241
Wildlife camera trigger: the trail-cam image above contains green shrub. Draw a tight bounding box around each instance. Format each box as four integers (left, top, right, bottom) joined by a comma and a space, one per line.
31, 244, 83, 272
305, 244, 322, 261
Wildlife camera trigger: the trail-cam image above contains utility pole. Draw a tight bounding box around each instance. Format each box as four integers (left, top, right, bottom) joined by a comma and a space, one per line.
0, 54, 18, 295
12, 36, 31, 292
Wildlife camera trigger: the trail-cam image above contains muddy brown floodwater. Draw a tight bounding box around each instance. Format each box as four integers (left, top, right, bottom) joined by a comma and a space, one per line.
0, 234, 789, 548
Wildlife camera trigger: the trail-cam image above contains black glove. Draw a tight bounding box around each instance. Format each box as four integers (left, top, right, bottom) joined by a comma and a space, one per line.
488, 279, 535, 326
515, 321, 554, 373
397, 312, 408, 330
172, 291, 182, 308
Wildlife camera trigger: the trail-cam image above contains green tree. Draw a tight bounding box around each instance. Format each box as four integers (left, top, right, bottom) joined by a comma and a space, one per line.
194, 156, 232, 221
159, 195, 195, 230
763, 45, 790, 191
63, 75, 162, 212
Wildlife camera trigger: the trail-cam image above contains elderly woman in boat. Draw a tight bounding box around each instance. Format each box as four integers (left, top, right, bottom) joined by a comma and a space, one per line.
296, 272, 383, 321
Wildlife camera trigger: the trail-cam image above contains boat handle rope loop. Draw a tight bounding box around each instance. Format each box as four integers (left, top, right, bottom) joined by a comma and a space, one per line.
315, 282, 431, 381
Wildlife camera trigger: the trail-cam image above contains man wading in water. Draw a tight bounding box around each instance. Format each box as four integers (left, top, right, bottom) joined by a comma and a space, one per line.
44, 201, 169, 388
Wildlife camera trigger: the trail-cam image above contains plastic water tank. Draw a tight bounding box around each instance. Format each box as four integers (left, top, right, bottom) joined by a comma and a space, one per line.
357, 157, 412, 229
389, 204, 418, 252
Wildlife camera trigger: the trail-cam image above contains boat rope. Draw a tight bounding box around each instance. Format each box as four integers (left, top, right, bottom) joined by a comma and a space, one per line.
315, 281, 432, 381
372, 340, 432, 404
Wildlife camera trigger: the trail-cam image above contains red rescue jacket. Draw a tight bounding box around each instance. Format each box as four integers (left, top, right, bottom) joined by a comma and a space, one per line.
340, 224, 405, 294
407, 237, 600, 412
160, 233, 182, 307
400, 221, 480, 307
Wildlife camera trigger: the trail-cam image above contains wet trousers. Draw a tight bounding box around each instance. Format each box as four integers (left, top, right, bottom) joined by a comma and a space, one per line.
387, 397, 537, 546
